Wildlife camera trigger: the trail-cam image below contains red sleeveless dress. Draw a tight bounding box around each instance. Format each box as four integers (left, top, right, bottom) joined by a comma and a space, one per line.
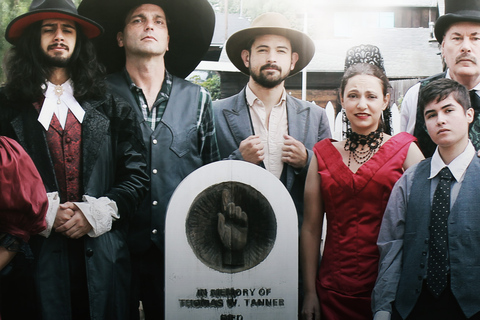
313, 132, 416, 320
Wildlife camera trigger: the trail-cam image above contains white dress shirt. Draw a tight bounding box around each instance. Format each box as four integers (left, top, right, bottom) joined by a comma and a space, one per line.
246, 85, 288, 179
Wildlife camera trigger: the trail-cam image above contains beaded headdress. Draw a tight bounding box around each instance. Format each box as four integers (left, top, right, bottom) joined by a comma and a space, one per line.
344, 44, 385, 72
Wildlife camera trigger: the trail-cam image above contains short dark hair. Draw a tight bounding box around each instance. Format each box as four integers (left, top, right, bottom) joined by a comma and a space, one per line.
419, 78, 470, 116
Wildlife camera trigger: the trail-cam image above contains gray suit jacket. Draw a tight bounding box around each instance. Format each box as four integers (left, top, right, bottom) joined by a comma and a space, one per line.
213, 87, 331, 225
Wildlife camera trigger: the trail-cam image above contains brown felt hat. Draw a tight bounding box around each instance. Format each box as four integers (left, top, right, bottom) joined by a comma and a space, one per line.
5, 0, 103, 44
435, 0, 480, 43
226, 12, 315, 76
78, 0, 215, 78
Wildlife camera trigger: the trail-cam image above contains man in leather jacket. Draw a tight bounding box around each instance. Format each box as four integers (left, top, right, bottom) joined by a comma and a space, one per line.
78, 0, 219, 318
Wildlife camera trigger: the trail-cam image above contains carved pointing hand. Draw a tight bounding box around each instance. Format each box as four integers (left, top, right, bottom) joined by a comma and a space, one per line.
217, 190, 248, 251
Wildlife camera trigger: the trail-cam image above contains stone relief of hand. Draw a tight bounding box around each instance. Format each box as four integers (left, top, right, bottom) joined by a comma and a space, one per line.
217, 189, 248, 265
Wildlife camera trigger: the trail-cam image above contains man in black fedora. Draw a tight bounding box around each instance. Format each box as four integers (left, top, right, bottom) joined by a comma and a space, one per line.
400, 0, 480, 157
0, 0, 149, 319
78, 1, 219, 319
213, 12, 330, 229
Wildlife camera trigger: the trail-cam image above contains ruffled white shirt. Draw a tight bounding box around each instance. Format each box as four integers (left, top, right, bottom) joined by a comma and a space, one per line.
37, 79, 118, 238
38, 79, 85, 130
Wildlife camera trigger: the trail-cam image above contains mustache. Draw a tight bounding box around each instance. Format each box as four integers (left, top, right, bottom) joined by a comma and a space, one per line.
47, 43, 69, 51
456, 53, 476, 64
260, 64, 281, 72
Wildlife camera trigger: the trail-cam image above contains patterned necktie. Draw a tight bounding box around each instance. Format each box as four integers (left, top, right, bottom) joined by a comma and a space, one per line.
426, 167, 454, 297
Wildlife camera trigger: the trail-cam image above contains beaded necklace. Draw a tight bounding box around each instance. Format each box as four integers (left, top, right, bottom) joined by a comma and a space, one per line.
344, 129, 384, 167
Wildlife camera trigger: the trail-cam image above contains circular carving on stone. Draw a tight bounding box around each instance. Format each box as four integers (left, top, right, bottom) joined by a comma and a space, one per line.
186, 181, 277, 273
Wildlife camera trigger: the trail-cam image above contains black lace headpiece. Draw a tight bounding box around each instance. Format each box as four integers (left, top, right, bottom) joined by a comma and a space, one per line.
344, 44, 385, 72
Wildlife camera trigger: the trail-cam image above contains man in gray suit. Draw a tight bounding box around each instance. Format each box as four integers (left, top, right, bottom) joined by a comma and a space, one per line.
213, 12, 331, 224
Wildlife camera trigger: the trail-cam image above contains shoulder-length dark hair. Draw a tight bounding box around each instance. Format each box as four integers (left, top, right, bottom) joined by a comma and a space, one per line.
3, 21, 106, 102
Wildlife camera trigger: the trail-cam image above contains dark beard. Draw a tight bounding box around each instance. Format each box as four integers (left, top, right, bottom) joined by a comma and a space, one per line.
41, 50, 71, 68
250, 64, 289, 89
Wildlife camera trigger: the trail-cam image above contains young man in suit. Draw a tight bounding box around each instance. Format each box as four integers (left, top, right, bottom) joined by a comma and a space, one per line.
373, 78, 480, 320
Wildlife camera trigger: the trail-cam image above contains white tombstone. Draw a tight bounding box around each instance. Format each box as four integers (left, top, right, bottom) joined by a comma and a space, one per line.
165, 160, 298, 320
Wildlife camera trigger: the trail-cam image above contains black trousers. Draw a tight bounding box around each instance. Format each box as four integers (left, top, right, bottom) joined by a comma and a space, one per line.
68, 238, 90, 320
392, 281, 480, 320
129, 245, 165, 320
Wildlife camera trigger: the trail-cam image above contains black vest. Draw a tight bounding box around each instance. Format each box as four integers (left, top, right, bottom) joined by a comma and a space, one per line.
107, 73, 203, 253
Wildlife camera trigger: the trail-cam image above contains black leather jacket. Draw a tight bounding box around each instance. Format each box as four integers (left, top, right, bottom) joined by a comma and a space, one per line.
0, 88, 149, 319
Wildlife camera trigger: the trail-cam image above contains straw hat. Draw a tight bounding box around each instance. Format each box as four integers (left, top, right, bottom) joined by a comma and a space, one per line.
226, 12, 315, 76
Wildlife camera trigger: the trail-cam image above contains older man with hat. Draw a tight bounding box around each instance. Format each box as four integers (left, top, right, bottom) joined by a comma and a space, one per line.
213, 12, 330, 227
0, 0, 149, 319
78, 0, 219, 319
400, 0, 480, 157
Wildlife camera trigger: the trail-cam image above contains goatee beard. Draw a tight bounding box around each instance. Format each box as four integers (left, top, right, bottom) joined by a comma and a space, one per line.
42, 50, 71, 68
250, 65, 289, 89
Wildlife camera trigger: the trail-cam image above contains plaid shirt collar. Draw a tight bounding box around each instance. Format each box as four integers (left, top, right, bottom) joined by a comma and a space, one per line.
123, 68, 173, 130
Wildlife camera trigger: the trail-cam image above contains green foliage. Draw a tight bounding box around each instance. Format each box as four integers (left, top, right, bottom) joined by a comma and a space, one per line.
0, 0, 30, 83
190, 73, 221, 101
0, 0, 82, 83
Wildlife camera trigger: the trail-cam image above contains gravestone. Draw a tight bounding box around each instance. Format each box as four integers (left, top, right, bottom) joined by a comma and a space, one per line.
165, 160, 298, 320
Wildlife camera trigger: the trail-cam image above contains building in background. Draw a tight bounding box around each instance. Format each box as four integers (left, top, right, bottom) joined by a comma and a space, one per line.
197, 0, 443, 114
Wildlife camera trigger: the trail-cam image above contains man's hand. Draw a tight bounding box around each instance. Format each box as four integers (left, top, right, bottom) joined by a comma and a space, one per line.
239, 135, 264, 164
53, 202, 75, 229
282, 134, 308, 169
55, 202, 93, 239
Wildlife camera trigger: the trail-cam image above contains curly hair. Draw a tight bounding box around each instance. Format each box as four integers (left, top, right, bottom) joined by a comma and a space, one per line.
3, 21, 106, 102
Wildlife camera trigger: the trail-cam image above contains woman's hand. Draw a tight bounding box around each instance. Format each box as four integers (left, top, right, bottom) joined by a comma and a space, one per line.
301, 292, 321, 320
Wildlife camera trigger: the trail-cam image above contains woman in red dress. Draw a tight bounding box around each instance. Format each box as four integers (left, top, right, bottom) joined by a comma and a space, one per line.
301, 45, 424, 320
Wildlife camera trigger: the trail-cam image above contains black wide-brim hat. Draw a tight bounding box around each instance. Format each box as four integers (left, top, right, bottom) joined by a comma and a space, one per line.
434, 0, 480, 43
226, 12, 315, 77
5, 0, 103, 44
78, 0, 215, 79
